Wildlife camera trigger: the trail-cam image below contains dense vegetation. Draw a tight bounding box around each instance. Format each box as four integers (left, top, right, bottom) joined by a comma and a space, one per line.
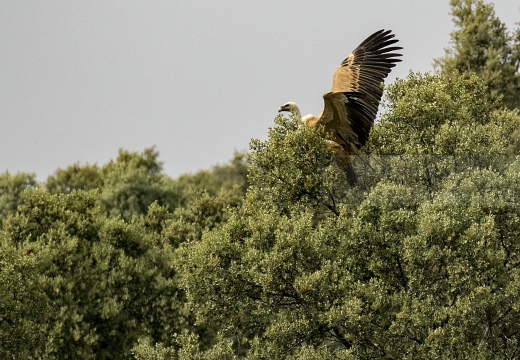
2, 0, 520, 358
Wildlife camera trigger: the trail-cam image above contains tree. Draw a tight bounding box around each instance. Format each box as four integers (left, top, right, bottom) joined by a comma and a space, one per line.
2, 189, 187, 359
5, 4, 520, 355
2, 147, 248, 358
45, 163, 103, 194
0, 171, 37, 225
246, 116, 350, 218
0, 241, 52, 358
368, 72, 519, 195
174, 152, 249, 208
99, 147, 180, 220
434, 0, 520, 109
149, 72, 520, 359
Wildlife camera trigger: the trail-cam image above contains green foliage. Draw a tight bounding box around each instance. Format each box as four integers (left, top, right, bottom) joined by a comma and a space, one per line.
133, 333, 235, 360
46, 163, 103, 194
1, 144, 251, 358
434, 0, 520, 109
394, 164, 520, 359
174, 152, 249, 207
166, 189, 243, 247
247, 115, 349, 217
0, 171, 37, 224
369, 72, 520, 194
133, 338, 177, 360
99, 147, 181, 220
0, 242, 52, 358
5, 4, 520, 357
372, 72, 515, 155
2, 190, 185, 359
168, 71, 520, 359
44, 147, 248, 223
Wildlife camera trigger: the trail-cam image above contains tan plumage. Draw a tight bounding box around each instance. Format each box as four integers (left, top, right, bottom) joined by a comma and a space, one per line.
278, 29, 402, 167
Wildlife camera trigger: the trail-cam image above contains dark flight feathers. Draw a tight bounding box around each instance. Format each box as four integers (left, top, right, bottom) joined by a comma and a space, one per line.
320, 29, 402, 153
278, 29, 402, 169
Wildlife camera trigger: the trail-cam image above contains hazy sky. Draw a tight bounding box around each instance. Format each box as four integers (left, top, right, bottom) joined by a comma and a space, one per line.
1, 1, 519, 181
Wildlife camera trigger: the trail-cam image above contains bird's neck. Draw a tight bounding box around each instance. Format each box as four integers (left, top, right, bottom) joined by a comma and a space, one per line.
291, 105, 302, 119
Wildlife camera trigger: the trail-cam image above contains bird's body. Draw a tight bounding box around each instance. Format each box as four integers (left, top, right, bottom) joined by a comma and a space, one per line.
278, 29, 402, 179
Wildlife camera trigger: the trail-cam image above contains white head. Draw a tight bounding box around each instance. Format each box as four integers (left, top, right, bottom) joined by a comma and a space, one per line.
277, 102, 302, 119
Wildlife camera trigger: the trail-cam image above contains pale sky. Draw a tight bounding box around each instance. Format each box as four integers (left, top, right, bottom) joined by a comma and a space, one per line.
1, 1, 519, 181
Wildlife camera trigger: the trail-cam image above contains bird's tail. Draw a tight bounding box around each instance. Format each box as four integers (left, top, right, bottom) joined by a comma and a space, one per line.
325, 140, 359, 186
343, 163, 358, 187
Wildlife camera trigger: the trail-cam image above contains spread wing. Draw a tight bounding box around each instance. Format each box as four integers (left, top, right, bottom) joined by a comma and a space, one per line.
318, 92, 372, 153
317, 29, 402, 153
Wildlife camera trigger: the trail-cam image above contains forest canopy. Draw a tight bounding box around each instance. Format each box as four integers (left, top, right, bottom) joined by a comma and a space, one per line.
2, 1, 520, 359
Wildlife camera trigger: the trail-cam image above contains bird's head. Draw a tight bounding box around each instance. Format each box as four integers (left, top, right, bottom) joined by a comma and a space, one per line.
277, 102, 298, 113
277, 102, 302, 119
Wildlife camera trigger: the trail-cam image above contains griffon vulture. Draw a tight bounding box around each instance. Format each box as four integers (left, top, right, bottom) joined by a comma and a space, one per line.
278, 29, 402, 183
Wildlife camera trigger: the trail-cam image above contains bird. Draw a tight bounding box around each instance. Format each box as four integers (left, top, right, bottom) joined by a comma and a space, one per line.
278, 29, 402, 184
